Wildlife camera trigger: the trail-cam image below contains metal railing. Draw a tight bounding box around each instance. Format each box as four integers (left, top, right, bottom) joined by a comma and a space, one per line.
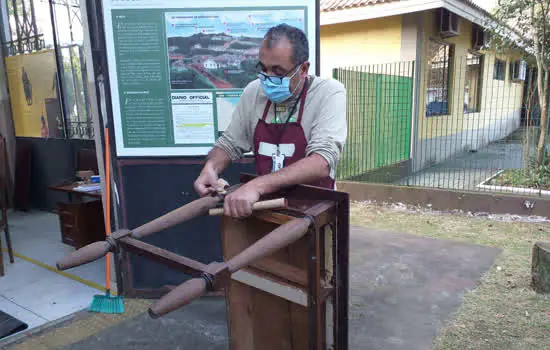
334, 57, 549, 197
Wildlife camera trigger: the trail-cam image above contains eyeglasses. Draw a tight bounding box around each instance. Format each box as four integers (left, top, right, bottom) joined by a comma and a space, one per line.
256, 62, 301, 84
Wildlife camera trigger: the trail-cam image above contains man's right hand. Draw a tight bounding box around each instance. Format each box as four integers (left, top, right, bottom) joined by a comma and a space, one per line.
194, 165, 220, 197
194, 146, 232, 197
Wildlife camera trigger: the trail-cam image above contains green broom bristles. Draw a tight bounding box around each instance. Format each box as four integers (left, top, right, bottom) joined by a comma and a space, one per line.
88, 290, 124, 314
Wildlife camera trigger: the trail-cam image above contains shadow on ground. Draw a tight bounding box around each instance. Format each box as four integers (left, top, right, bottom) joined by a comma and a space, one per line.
62, 298, 228, 350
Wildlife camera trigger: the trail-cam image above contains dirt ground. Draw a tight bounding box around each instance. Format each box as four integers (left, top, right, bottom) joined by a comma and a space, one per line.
350, 200, 550, 349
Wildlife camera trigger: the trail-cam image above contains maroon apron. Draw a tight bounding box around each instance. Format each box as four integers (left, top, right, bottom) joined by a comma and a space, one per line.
252, 78, 335, 189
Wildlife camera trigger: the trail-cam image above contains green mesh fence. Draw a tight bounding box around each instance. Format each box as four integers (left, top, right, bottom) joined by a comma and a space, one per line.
333, 57, 549, 197
333, 62, 415, 181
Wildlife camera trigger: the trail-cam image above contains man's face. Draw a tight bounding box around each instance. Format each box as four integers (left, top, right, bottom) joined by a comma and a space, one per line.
258, 37, 309, 94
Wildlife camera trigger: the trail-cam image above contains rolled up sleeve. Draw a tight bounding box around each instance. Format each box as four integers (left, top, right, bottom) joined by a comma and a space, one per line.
215, 132, 246, 162
305, 83, 347, 179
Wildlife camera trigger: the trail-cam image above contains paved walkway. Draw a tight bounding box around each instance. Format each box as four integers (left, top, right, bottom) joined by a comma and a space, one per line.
396, 141, 527, 193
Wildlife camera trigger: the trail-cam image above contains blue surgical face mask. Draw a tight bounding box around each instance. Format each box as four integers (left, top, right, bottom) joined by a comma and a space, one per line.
258, 65, 303, 104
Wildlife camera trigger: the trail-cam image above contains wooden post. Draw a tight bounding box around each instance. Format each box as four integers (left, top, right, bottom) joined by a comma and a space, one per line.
531, 241, 550, 294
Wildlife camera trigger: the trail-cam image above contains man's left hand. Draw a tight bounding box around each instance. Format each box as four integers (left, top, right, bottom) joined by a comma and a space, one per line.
223, 183, 261, 218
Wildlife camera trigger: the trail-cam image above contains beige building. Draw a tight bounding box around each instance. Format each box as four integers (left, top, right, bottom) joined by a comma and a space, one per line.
320, 0, 530, 175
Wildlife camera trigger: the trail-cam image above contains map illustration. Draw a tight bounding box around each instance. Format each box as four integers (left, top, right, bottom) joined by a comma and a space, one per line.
165, 9, 306, 90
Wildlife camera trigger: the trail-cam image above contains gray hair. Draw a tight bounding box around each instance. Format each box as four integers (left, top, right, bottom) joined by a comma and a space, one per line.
264, 24, 309, 65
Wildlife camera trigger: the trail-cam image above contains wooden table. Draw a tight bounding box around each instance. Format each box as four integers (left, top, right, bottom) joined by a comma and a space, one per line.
48, 182, 105, 249
48, 182, 102, 201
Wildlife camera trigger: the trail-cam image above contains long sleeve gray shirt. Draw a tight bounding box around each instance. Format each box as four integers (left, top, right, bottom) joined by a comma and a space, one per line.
215, 76, 347, 179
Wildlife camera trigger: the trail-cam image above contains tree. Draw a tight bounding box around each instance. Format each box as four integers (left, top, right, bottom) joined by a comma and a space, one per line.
489, 0, 549, 166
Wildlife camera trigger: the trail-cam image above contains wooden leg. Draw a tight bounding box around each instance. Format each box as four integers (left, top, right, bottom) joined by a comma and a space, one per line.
2, 205, 13, 263
308, 225, 323, 350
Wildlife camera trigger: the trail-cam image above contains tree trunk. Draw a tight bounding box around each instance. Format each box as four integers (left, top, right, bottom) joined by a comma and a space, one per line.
537, 89, 548, 166
524, 70, 536, 170
532, 2, 549, 167
531, 242, 550, 294
536, 65, 548, 167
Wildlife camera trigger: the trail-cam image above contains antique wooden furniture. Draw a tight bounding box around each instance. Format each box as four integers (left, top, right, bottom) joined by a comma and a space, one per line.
55, 179, 282, 270
48, 182, 102, 200
220, 198, 343, 349
55, 174, 350, 349
48, 183, 104, 249
46, 147, 103, 249
56, 199, 106, 249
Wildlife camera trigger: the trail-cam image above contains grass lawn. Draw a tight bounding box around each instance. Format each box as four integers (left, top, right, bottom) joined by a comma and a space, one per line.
350, 201, 550, 349
487, 169, 550, 191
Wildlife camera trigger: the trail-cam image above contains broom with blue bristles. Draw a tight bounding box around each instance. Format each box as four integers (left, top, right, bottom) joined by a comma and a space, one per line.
88, 126, 124, 314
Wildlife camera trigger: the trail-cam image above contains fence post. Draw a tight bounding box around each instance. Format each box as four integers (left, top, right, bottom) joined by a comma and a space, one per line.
407, 61, 416, 186
410, 57, 422, 185
333, 67, 347, 179
374, 73, 382, 168
360, 66, 366, 176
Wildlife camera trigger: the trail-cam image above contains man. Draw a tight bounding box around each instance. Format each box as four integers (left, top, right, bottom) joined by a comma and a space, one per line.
194, 24, 347, 218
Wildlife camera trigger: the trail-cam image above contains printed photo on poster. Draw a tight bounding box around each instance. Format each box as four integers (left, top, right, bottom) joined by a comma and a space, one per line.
165, 9, 306, 90
215, 91, 241, 133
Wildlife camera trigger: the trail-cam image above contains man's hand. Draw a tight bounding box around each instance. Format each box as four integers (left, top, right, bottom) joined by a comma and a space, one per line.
194, 165, 219, 197
194, 147, 232, 197
223, 183, 261, 218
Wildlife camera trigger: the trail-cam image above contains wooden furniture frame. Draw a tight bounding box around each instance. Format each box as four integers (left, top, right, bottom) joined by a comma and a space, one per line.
116, 174, 350, 349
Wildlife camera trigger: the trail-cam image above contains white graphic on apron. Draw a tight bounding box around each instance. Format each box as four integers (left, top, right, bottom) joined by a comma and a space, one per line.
258, 142, 295, 173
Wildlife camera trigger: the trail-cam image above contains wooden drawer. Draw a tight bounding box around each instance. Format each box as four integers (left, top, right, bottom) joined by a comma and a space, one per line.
57, 200, 106, 249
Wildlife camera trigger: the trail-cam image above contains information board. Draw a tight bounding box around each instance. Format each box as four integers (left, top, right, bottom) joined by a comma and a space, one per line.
102, 0, 318, 157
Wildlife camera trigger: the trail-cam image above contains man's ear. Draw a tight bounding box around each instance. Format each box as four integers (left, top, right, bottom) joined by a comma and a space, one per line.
299, 61, 309, 75
301, 61, 311, 75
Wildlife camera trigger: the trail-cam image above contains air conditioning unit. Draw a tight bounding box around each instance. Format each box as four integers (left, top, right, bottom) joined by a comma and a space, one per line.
511, 60, 527, 81
439, 8, 460, 38
472, 24, 490, 50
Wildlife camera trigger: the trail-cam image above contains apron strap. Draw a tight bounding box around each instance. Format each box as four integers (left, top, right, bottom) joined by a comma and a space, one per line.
296, 77, 309, 124
261, 100, 272, 121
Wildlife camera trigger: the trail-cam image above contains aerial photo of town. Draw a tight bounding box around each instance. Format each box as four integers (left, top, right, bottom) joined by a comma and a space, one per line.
165, 10, 306, 90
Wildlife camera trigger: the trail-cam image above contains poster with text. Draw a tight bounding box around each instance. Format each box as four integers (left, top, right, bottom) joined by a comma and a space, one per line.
103, 0, 316, 156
